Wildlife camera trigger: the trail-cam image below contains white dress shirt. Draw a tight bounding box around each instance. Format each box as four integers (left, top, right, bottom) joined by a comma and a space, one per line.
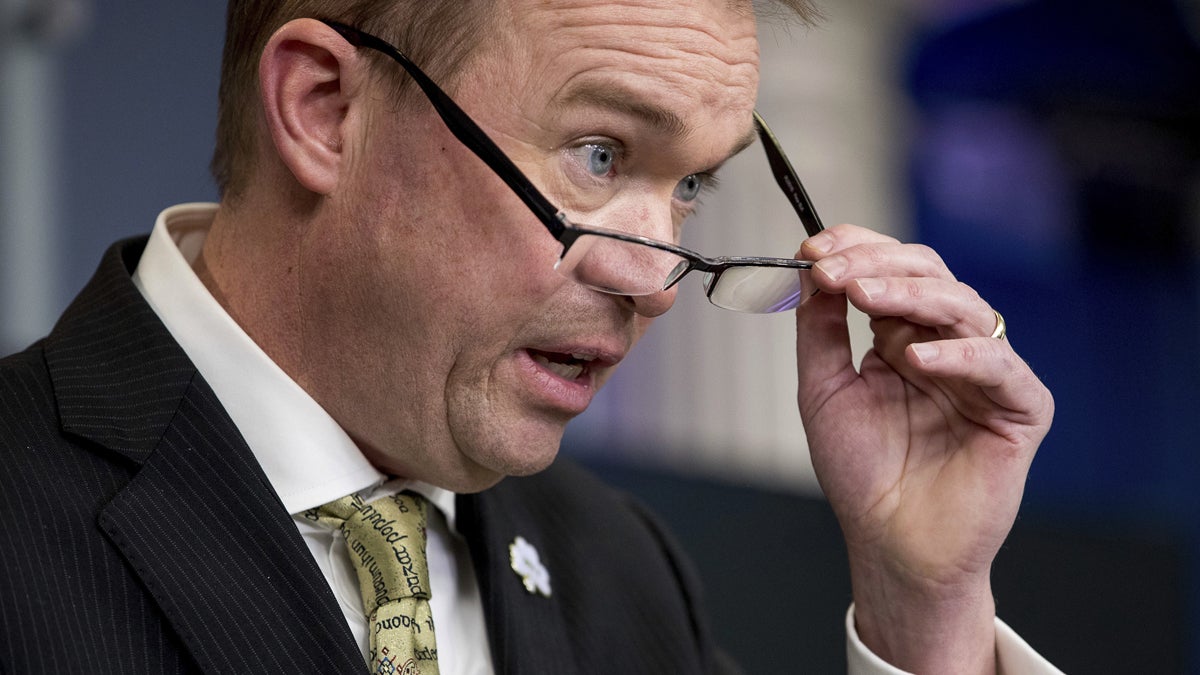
132, 202, 1060, 675
132, 203, 493, 674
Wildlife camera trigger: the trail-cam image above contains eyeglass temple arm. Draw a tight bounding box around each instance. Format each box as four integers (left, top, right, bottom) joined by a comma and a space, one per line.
320, 19, 567, 238
752, 111, 825, 238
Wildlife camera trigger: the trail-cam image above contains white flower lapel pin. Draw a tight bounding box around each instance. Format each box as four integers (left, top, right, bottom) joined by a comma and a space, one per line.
509, 536, 552, 597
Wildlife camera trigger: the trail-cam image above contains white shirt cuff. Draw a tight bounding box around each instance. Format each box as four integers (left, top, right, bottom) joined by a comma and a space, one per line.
845, 604, 1065, 674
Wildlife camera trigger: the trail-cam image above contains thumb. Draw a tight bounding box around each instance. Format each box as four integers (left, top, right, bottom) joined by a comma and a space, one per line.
795, 284, 854, 416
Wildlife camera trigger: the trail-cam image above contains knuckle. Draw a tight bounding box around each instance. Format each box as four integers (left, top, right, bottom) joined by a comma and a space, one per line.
911, 242, 937, 259
913, 243, 950, 276
957, 341, 980, 363
955, 280, 982, 304
865, 245, 888, 264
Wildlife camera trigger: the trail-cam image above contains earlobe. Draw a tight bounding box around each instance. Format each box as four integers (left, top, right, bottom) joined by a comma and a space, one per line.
259, 19, 362, 195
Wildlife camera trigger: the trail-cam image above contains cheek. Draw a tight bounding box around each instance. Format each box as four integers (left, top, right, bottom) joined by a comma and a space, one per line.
355, 182, 558, 316
340, 114, 575, 360
593, 314, 655, 390
453, 205, 566, 306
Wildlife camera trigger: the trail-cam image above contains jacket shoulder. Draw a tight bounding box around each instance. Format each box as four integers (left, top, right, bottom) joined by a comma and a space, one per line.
0, 342, 63, 456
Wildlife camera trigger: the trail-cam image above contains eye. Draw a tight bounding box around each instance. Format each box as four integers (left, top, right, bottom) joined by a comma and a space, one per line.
674, 174, 704, 202
673, 172, 718, 206
571, 143, 617, 178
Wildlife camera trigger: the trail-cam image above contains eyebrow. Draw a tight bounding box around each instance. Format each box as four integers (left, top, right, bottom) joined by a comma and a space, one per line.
556, 83, 759, 166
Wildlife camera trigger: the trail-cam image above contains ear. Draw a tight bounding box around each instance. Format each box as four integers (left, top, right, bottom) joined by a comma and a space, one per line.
258, 18, 365, 195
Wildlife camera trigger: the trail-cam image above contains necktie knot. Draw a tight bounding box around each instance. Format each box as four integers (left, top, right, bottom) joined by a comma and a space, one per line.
311, 491, 440, 675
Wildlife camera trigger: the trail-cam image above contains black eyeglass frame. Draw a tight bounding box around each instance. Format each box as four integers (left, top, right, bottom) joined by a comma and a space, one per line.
320, 19, 826, 302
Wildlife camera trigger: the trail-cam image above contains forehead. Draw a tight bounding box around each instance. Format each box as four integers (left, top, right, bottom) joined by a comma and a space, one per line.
493, 0, 761, 142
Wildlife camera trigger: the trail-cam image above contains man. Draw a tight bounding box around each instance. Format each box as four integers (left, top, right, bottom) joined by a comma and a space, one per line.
0, 0, 1058, 673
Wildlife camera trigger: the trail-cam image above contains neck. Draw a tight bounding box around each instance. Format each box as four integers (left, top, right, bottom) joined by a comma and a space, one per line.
197, 188, 312, 386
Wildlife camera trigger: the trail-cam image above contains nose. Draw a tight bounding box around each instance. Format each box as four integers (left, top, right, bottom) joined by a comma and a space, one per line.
585, 193, 681, 317
628, 285, 678, 318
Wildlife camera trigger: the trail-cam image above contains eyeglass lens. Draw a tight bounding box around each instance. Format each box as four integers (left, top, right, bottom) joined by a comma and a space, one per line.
705, 266, 808, 313
555, 233, 807, 313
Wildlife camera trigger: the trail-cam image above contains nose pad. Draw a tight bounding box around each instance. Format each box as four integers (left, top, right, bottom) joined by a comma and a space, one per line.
664, 260, 691, 288
630, 248, 686, 318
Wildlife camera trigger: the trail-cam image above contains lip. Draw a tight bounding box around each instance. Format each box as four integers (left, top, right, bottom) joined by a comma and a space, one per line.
513, 341, 625, 415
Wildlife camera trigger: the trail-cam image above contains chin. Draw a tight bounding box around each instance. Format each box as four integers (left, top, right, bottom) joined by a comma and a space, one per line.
439, 391, 575, 490
451, 426, 564, 492
439, 452, 555, 494
473, 439, 560, 479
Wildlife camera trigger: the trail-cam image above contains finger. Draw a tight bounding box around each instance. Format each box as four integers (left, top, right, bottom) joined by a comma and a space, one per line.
906, 337, 1055, 431
809, 243, 957, 294
845, 277, 997, 340
800, 223, 899, 261
861, 317, 950, 402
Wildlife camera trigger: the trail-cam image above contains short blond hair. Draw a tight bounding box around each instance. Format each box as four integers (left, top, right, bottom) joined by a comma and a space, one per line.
211, 0, 494, 200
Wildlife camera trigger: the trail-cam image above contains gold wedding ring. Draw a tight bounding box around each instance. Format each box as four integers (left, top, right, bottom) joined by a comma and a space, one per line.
990, 309, 1007, 340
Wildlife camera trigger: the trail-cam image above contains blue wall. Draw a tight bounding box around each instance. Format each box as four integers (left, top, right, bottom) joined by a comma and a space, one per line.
907, 0, 1200, 669
58, 1, 222, 312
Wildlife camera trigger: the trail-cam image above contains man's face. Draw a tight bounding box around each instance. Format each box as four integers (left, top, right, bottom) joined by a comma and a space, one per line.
299, 0, 760, 491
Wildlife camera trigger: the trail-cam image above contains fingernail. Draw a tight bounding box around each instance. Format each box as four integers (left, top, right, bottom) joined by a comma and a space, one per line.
807, 232, 834, 254
815, 256, 847, 281
911, 342, 939, 364
856, 278, 885, 301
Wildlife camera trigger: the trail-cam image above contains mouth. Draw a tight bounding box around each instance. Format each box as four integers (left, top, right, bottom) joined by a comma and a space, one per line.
526, 349, 599, 382
512, 342, 625, 415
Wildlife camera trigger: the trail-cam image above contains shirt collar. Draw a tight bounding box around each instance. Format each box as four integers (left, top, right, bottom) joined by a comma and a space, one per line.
131, 203, 459, 529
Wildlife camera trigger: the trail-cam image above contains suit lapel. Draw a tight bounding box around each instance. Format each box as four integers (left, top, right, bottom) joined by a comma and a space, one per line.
46, 238, 364, 673
98, 377, 365, 673
458, 485, 580, 674
45, 237, 193, 464
458, 463, 717, 675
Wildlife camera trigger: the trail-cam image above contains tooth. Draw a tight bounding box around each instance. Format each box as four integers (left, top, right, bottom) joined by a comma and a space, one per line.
571, 353, 594, 361
531, 354, 584, 380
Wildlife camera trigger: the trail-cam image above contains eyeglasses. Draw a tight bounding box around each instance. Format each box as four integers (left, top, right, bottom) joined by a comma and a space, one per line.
321, 19, 826, 313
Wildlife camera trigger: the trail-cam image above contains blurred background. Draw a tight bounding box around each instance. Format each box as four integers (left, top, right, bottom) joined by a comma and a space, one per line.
2, 0, 1197, 671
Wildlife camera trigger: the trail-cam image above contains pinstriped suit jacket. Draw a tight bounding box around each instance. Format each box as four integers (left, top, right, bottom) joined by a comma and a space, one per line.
0, 238, 730, 674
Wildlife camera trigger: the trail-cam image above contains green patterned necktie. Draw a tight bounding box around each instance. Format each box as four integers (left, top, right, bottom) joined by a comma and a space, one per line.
311, 492, 440, 675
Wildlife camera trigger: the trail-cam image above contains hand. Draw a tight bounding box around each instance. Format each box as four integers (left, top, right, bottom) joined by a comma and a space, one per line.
795, 224, 1054, 674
